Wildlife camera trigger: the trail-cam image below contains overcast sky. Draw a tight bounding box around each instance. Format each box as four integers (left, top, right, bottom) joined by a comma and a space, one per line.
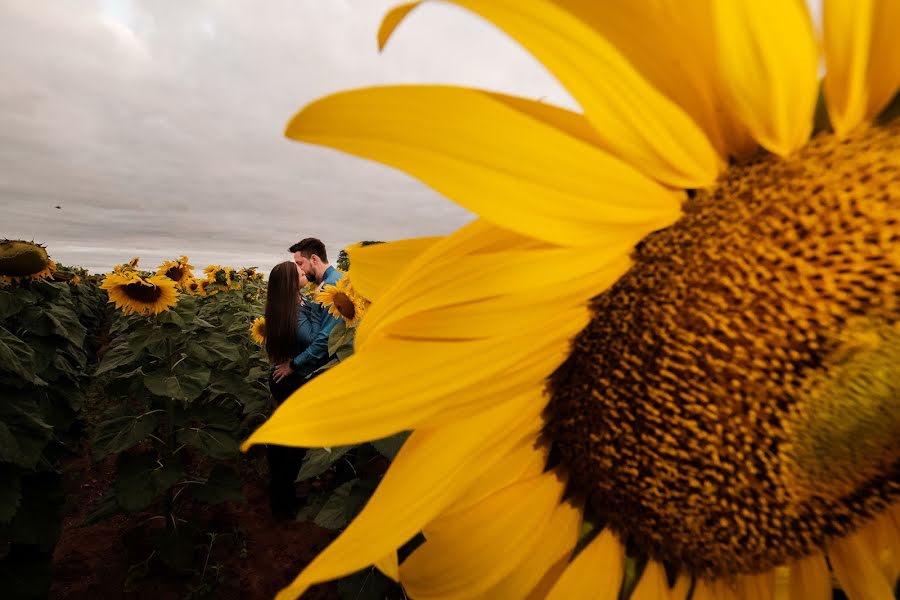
1, 0, 575, 274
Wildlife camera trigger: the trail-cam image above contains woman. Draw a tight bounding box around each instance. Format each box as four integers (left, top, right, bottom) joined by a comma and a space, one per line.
263, 261, 322, 519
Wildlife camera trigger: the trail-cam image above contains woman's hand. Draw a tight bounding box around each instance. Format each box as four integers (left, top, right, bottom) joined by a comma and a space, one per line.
273, 361, 294, 383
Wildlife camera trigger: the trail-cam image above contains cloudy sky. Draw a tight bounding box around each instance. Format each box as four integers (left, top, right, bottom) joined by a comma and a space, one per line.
1, 0, 575, 274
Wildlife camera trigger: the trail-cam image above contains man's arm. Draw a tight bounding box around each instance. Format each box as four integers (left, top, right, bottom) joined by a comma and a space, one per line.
291, 306, 340, 371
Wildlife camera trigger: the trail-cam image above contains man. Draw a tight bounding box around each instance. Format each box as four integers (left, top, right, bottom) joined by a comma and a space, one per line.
272, 238, 345, 384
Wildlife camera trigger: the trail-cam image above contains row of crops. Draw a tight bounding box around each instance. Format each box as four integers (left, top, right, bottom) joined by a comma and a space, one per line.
0, 240, 402, 599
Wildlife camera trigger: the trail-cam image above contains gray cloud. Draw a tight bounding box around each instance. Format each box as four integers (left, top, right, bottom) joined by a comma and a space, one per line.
1, 0, 571, 274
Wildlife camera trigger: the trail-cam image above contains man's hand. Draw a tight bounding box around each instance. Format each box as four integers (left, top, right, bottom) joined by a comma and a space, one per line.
273, 361, 294, 383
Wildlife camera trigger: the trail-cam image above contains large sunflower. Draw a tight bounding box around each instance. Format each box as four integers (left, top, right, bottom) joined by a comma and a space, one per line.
156, 255, 194, 287
102, 272, 179, 316
244, 2, 900, 599
317, 277, 368, 326
0, 240, 56, 284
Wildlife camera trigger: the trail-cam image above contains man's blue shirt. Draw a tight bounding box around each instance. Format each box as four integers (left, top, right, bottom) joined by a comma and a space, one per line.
291, 265, 345, 372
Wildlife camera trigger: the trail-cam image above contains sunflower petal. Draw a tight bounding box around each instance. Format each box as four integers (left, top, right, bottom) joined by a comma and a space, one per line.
693, 580, 738, 600
484, 498, 582, 599
272, 397, 543, 599
787, 553, 830, 600
713, 0, 818, 156
374, 553, 399, 581
546, 528, 624, 600
345, 236, 441, 302
400, 470, 566, 600
287, 86, 682, 247
356, 218, 640, 347
631, 560, 670, 600
824, 0, 900, 137
670, 574, 693, 600
828, 527, 896, 600
737, 571, 774, 600
539, 1, 756, 159
243, 302, 582, 448
378, 0, 722, 187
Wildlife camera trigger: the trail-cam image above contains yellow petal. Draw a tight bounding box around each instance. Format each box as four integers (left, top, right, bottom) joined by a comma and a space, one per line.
828, 527, 896, 600
364, 239, 633, 342
669, 574, 693, 600
486, 499, 582, 599
374, 552, 399, 581
272, 396, 543, 599
546, 528, 625, 600
378, 0, 723, 188
287, 85, 682, 247
243, 301, 583, 449
788, 553, 831, 600
378, 1, 419, 50
539, 1, 756, 159
861, 509, 900, 586
693, 579, 738, 600
713, 0, 818, 156
631, 560, 671, 600
824, 0, 900, 137
400, 470, 566, 600
436, 432, 547, 520
345, 236, 441, 303
737, 570, 774, 600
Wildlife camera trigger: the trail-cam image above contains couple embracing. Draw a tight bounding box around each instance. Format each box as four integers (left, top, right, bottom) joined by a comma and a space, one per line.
262, 237, 344, 519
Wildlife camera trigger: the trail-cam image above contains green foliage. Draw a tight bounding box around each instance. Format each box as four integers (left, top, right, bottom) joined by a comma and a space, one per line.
0, 276, 103, 594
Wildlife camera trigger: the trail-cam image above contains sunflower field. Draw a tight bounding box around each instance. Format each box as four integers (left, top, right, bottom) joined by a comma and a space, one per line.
0, 241, 402, 599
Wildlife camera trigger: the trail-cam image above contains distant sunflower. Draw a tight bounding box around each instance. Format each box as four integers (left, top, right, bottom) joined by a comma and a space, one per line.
0, 240, 56, 284
317, 278, 367, 326
102, 272, 179, 316
245, 2, 900, 600
156, 255, 194, 286
250, 316, 266, 345
113, 257, 141, 276
185, 278, 205, 296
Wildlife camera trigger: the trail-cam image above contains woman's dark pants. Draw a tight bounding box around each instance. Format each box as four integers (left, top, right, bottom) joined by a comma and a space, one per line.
266, 370, 309, 519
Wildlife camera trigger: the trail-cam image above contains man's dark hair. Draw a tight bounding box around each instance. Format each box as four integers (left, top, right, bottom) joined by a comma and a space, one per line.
289, 238, 328, 263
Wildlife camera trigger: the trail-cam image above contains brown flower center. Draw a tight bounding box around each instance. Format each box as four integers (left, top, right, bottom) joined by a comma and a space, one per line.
123, 281, 164, 304
333, 292, 357, 321
165, 266, 184, 281
545, 122, 900, 578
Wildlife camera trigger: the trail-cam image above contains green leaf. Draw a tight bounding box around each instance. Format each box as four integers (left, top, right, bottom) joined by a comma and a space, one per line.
370, 431, 410, 461
296, 446, 354, 481
0, 325, 39, 383
313, 479, 357, 530
0, 391, 53, 468
114, 453, 184, 512
191, 464, 244, 504
43, 304, 87, 349
143, 367, 210, 402
92, 409, 162, 460
95, 341, 138, 375
327, 321, 355, 358
0, 289, 30, 321
175, 428, 239, 460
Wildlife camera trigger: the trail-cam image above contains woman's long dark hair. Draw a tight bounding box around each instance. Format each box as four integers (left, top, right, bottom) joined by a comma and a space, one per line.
265, 261, 300, 362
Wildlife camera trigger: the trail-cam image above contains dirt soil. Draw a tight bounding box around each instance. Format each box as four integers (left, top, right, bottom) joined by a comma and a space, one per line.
51, 446, 338, 600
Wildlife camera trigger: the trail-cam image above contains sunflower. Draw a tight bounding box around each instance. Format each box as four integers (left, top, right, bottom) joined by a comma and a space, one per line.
156, 255, 194, 287
184, 277, 205, 296
250, 316, 266, 345
317, 278, 368, 326
244, 2, 900, 599
101, 272, 179, 316
113, 257, 141, 276
0, 240, 56, 284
